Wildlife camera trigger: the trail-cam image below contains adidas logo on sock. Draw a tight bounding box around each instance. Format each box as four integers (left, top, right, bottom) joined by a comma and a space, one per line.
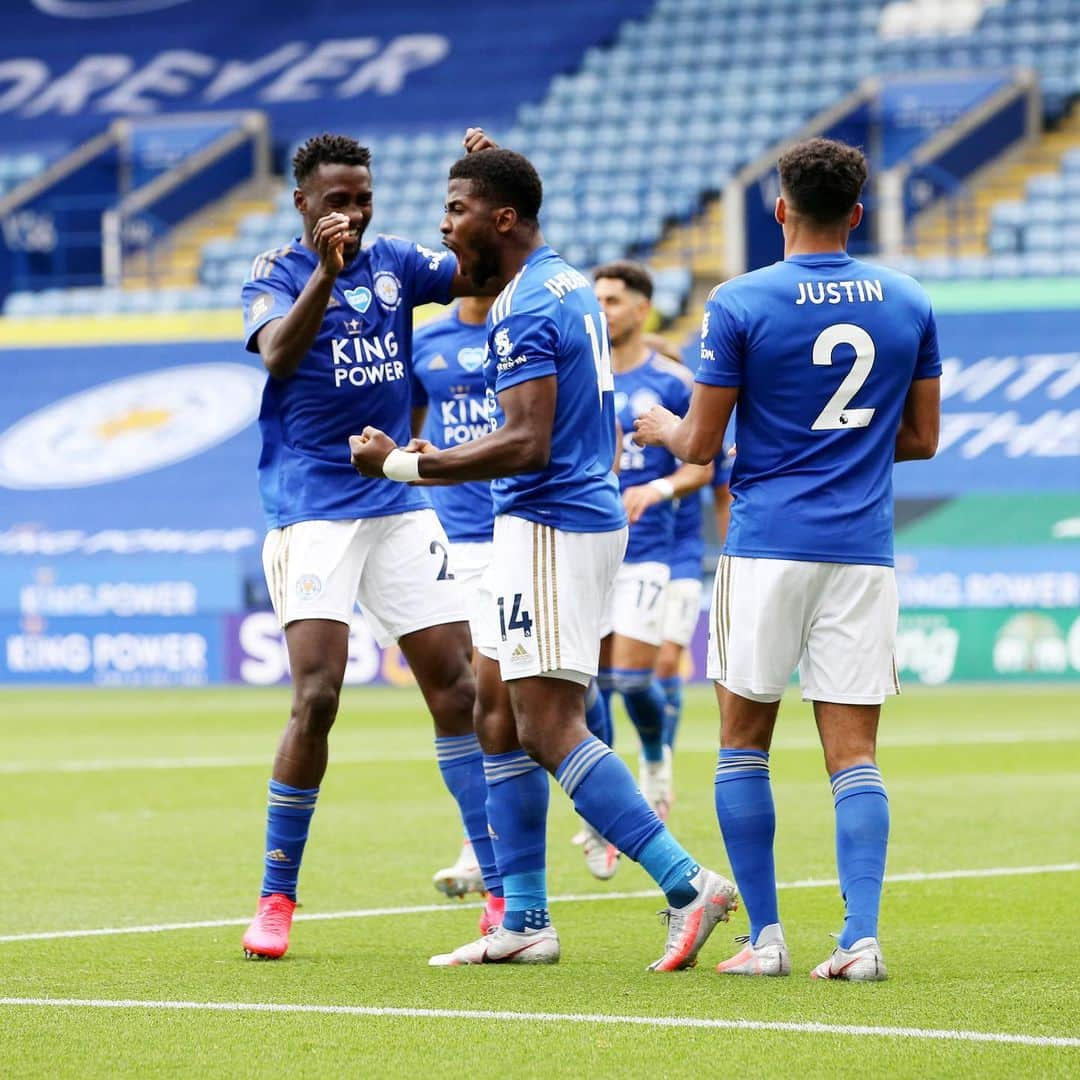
266, 849, 290, 862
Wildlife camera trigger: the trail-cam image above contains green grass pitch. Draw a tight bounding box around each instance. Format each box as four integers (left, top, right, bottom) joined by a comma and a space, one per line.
0, 684, 1077, 1077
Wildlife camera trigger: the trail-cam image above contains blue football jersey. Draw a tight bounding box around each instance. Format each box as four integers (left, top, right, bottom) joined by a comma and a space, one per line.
486, 246, 626, 533
614, 353, 692, 562
241, 235, 457, 529
411, 307, 497, 543
696, 253, 941, 566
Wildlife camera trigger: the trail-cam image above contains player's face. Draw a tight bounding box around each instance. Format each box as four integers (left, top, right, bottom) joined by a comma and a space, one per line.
296, 163, 373, 263
441, 178, 501, 287
594, 277, 648, 347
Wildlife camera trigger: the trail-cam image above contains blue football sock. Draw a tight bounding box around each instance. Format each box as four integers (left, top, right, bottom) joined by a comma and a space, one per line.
659, 674, 683, 750
261, 779, 319, 900
484, 750, 550, 932
597, 667, 616, 748
832, 764, 890, 948
584, 677, 613, 748
615, 668, 665, 763
714, 749, 778, 942
435, 734, 502, 898
555, 736, 698, 907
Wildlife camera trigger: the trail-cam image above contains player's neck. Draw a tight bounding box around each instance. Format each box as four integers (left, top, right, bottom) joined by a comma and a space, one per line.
782, 219, 849, 258
493, 232, 545, 291
611, 336, 650, 373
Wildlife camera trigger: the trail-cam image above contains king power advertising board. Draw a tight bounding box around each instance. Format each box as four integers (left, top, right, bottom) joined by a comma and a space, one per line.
0, 306, 1077, 685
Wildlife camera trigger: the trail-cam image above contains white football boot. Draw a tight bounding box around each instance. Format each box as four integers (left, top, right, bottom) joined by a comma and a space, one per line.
581, 822, 620, 880
429, 924, 561, 966
432, 840, 485, 898
810, 937, 887, 981
716, 923, 791, 976
648, 867, 739, 971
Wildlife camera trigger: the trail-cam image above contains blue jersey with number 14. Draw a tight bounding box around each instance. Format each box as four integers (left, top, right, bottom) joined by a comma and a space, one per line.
486, 245, 625, 534
696, 253, 940, 566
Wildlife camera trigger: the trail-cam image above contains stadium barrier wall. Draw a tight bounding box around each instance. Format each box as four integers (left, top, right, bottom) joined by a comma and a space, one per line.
0, 302, 1077, 687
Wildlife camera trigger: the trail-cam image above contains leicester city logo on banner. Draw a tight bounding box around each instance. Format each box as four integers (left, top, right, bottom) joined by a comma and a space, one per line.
0, 362, 263, 490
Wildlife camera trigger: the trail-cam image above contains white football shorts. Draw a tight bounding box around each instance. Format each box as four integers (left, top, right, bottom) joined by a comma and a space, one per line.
610, 560, 672, 648
449, 539, 493, 641
661, 576, 704, 648
262, 510, 467, 646
707, 554, 900, 705
475, 514, 628, 685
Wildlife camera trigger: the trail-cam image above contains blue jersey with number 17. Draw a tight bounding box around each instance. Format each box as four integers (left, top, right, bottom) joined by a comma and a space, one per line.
696, 253, 941, 566
486, 245, 626, 533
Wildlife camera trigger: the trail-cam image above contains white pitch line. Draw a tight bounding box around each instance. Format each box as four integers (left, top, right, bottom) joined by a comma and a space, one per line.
0, 998, 1076, 1049
0, 863, 1075, 945
3, 728, 1078, 775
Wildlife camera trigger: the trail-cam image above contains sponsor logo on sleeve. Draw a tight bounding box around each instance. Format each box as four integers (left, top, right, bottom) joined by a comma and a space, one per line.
416, 243, 450, 270
249, 293, 272, 324
494, 327, 514, 358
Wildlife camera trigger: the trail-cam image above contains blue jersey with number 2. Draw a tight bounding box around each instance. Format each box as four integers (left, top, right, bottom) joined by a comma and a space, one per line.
696, 253, 940, 566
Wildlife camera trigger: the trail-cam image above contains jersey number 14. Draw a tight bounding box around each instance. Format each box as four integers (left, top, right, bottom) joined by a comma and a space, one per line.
811, 323, 876, 431
583, 312, 615, 401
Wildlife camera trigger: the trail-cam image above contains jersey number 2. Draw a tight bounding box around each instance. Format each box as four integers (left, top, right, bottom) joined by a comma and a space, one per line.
811, 323, 876, 430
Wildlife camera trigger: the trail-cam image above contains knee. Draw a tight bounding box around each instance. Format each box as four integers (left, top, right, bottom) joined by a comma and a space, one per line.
428, 663, 476, 733
291, 677, 340, 736
515, 718, 547, 765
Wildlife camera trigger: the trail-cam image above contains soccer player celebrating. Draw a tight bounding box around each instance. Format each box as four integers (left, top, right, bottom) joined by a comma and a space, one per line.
582, 262, 711, 879
635, 137, 940, 981
411, 294, 504, 922
352, 145, 738, 970
238, 133, 500, 960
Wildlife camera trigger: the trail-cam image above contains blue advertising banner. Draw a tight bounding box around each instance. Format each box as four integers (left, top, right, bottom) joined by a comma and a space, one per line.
1, 614, 223, 685
894, 308, 1080, 496
0, 0, 649, 145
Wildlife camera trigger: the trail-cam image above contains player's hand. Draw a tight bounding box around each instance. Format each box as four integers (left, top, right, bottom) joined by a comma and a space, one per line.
622, 483, 665, 524
349, 427, 398, 477
463, 127, 499, 154
313, 212, 350, 276
633, 405, 679, 447
403, 437, 438, 455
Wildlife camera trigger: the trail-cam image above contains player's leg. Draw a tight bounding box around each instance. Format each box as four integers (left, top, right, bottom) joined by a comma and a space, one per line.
507, 521, 737, 971
803, 565, 896, 980
429, 541, 494, 900
244, 521, 362, 960
710, 555, 815, 977
656, 575, 703, 753
358, 511, 499, 908
803, 563, 898, 982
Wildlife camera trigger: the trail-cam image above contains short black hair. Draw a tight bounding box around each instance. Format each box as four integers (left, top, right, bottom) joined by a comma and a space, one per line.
593, 260, 654, 300
448, 149, 542, 222
292, 133, 371, 186
777, 138, 868, 225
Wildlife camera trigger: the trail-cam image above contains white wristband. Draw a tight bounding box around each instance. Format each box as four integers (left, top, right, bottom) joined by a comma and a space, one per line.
649, 477, 675, 500
383, 448, 421, 483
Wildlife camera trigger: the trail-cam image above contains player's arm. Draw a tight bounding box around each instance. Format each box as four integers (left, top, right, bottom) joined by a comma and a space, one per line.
633, 383, 738, 465
411, 406, 428, 439
895, 377, 940, 461
350, 376, 555, 483
256, 213, 350, 379
622, 460, 714, 524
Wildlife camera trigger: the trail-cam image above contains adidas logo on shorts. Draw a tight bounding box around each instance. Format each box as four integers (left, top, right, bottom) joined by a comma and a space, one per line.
510, 643, 531, 663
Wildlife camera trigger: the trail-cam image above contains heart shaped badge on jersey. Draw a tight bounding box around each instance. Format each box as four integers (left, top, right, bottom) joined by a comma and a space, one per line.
344, 286, 372, 314
456, 347, 485, 373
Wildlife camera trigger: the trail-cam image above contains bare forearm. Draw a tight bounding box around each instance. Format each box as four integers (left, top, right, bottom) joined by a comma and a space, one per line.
666, 417, 720, 466
668, 460, 713, 497
419, 426, 548, 482
895, 424, 937, 461
262, 266, 337, 379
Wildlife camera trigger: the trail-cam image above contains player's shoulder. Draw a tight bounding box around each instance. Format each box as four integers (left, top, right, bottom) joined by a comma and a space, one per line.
851, 257, 934, 311
704, 264, 779, 309
647, 353, 695, 390
247, 242, 302, 282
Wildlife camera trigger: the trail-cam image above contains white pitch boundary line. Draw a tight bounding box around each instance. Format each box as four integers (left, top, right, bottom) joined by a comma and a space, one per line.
4, 728, 1079, 775
1, 863, 1075, 945
0, 997, 1076, 1049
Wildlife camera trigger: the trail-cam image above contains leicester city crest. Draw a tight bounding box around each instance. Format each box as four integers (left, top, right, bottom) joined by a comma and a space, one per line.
373, 271, 402, 311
